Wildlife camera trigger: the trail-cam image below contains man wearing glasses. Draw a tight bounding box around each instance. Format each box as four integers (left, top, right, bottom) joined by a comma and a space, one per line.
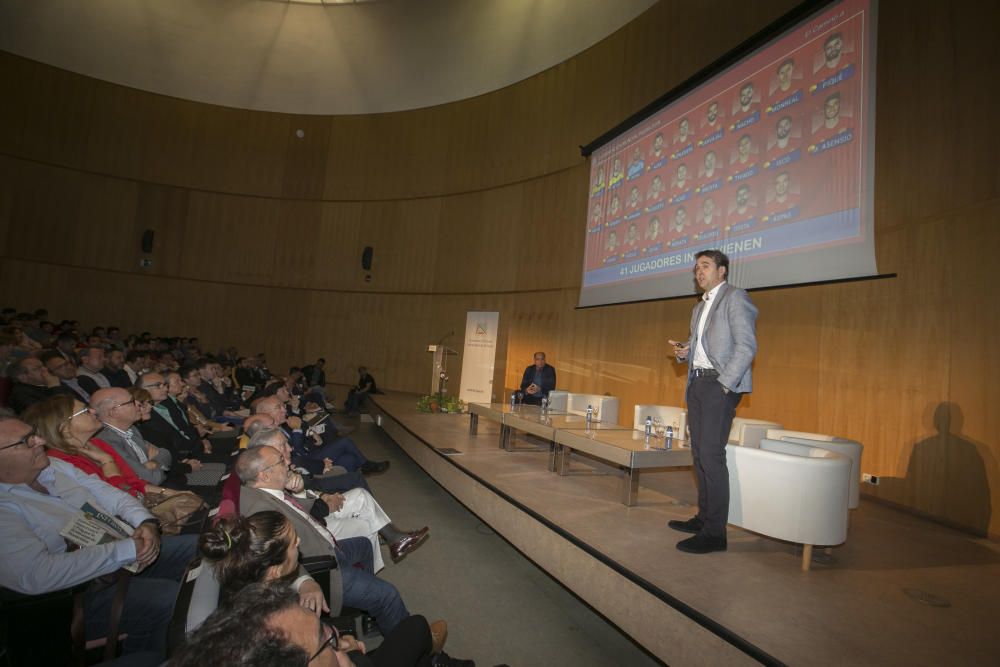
92, 387, 173, 486
0, 412, 197, 656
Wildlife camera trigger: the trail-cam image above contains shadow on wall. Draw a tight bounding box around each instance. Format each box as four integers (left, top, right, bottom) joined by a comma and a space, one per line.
879, 402, 995, 537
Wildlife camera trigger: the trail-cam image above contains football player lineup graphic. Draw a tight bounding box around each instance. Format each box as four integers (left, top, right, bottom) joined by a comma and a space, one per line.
584, 8, 866, 275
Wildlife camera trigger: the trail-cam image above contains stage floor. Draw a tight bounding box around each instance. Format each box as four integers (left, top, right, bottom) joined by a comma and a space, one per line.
368, 392, 1000, 666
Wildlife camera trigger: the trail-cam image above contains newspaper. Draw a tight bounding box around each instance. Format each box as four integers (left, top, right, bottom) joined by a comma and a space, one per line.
59, 502, 140, 573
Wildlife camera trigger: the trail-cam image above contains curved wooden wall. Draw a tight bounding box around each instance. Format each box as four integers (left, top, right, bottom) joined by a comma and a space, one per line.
1, 0, 998, 537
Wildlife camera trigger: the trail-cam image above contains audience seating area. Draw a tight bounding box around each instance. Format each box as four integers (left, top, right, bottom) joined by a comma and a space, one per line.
0, 310, 457, 667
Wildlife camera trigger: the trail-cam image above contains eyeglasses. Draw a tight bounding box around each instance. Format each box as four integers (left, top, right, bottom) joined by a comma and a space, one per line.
111, 398, 136, 410
61, 405, 94, 424
142, 381, 165, 389
309, 620, 339, 663
258, 458, 286, 477
0, 428, 44, 452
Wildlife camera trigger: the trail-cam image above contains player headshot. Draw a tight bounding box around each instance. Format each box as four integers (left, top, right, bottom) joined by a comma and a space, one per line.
605, 230, 619, 251
592, 166, 605, 191
672, 205, 689, 232
610, 157, 624, 183
775, 115, 793, 149
701, 196, 717, 225
824, 32, 844, 70
823, 92, 841, 129
735, 184, 751, 215
774, 171, 790, 204
674, 163, 689, 189
647, 174, 665, 200
627, 186, 641, 209
646, 216, 662, 240
625, 222, 639, 247
651, 132, 665, 157
609, 193, 621, 217
776, 58, 795, 93
736, 134, 753, 165
738, 82, 755, 113
677, 117, 692, 144
705, 101, 721, 127
629, 147, 643, 169
591, 203, 602, 225
703, 150, 718, 178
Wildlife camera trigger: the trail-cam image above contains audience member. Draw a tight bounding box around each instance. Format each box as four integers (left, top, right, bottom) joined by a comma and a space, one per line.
344, 366, 378, 416
93, 387, 173, 486
77, 344, 112, 395
168, 582, 472, 667
40, 349, 91, 402
237, 446, 409, 635
7, 355, 71, 413
0, 413, 197, 656
103, 347, 133, 388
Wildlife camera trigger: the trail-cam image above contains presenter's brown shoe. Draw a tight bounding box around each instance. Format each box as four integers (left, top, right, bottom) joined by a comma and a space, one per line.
668, 516, 704, 534
676, 533, 727, 554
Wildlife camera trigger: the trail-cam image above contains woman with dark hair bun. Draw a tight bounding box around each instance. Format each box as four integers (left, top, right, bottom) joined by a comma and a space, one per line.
199, 511, 299, 605
200, 512, 464, 666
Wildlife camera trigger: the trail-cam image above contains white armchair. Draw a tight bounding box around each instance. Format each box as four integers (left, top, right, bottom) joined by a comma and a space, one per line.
632, 405, 686, 435
727, 438, 852, 570
546, 391, 619, 425
728, 417, 784, 448
765, 429, 864, 509
546, 390, 568, 412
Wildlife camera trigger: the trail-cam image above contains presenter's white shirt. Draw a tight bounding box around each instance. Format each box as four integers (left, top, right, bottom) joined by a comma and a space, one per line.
692, 282, 725, 370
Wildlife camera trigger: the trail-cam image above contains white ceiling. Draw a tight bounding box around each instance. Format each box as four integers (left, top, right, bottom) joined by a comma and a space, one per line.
0, 0, 657, 115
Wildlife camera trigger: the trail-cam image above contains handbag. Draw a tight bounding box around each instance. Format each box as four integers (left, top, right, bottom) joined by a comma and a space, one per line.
143, 491, 207, 535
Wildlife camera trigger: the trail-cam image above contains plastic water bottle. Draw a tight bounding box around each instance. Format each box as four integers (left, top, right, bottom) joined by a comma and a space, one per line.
586, 405, 593, 424
510, 392, 517, 409
665, 424, 673, 450
541, 396, 548, 412
644, 416, 652, 437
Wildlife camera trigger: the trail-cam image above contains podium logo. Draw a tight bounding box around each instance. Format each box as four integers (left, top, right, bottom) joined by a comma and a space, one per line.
475, 323, 488, 335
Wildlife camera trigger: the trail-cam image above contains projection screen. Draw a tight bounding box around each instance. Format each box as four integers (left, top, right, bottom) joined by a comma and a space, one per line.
579, 0, 878, 308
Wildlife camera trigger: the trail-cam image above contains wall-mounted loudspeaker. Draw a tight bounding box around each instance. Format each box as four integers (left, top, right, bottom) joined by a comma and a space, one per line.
141, 230, 155, 253
361, 246, 374, 271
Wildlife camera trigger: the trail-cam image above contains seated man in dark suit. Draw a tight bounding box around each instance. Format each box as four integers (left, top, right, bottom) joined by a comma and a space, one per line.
235, 446, 411, 635
518, 352, 557, 405
7, 356, 72, 413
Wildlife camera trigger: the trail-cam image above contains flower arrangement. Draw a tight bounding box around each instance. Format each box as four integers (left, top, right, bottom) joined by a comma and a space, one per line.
417, 393, 465, 413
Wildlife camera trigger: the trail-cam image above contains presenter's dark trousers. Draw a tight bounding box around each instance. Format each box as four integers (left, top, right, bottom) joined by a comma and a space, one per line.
687, 375, 741, 538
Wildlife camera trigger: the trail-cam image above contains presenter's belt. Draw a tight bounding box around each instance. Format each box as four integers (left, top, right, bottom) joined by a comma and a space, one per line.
691, 368, 719, 378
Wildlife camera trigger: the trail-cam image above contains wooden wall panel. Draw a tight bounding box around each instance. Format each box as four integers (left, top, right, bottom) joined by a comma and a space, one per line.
2, 0, 1000, 539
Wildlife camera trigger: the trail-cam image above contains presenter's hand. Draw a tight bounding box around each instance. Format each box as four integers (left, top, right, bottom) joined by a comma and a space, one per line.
525, 383, 539, 395
668, 339, 690, 360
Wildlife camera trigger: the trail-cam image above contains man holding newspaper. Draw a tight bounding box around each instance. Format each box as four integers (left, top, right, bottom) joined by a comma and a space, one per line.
0, 413, 197, 657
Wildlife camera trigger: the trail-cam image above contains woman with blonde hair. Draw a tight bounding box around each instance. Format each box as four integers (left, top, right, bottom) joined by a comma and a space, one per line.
21, 394, 178, 499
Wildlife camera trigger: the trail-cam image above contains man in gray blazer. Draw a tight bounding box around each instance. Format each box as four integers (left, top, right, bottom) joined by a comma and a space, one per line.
668, 249, 758, 554
92, 387, 172, 486
236, 446, 411, 635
